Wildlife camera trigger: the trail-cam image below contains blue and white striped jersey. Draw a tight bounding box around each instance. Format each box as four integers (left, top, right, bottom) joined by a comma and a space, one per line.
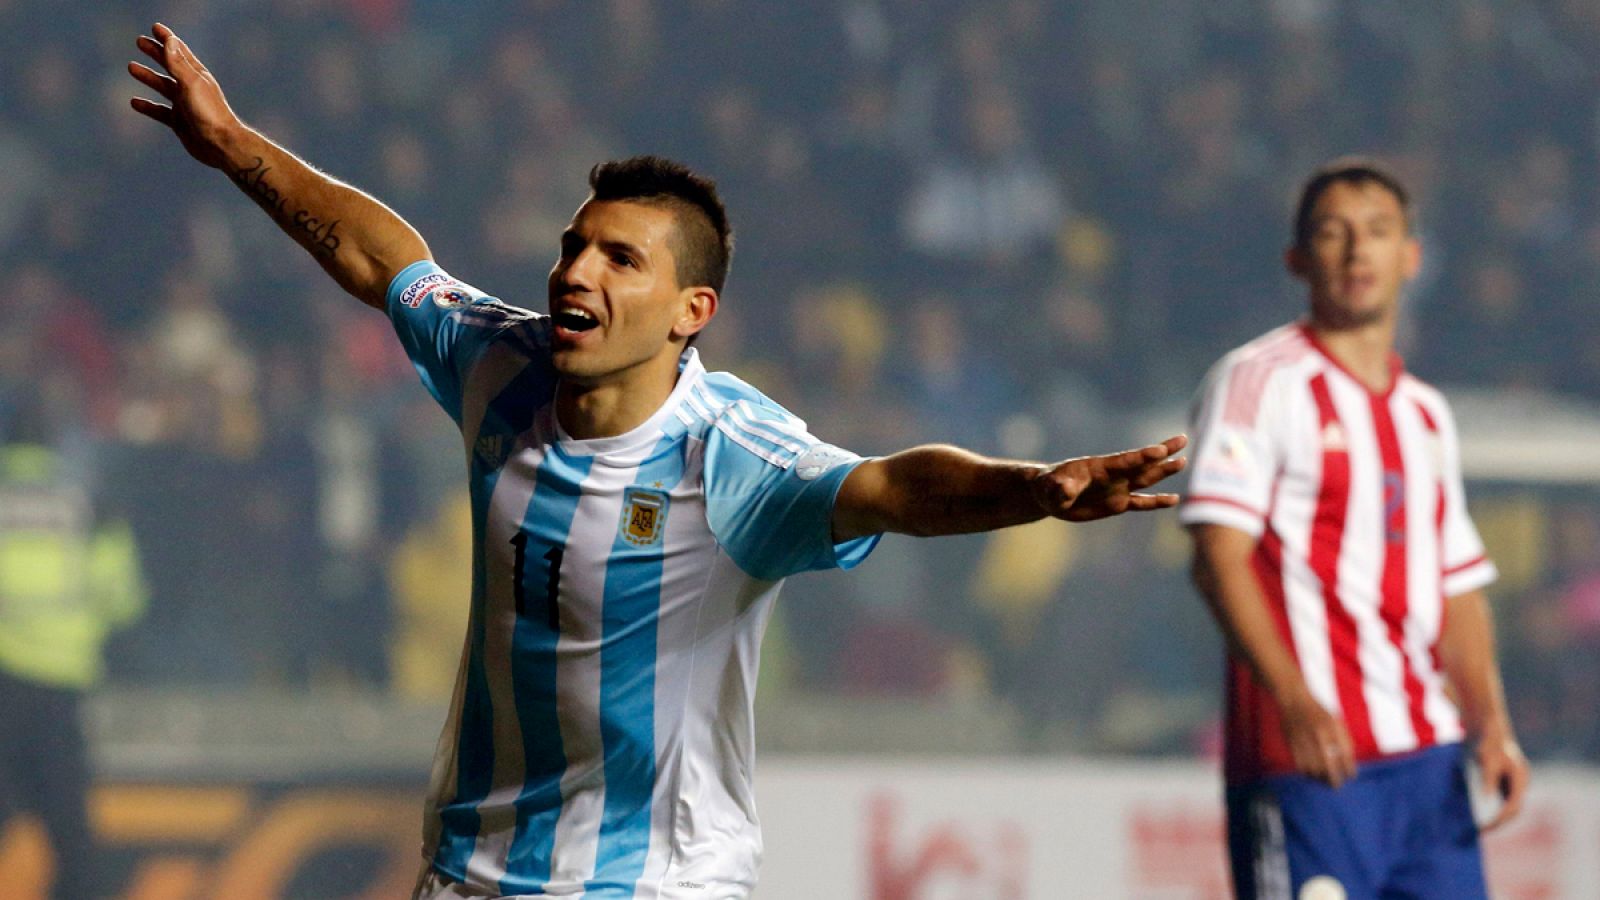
387, 261, 879, 898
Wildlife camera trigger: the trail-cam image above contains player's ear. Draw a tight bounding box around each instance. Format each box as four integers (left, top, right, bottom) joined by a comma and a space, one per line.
672, 286, 717, 340
1285, 244, 1310, 280
1402, 235, 1422, 280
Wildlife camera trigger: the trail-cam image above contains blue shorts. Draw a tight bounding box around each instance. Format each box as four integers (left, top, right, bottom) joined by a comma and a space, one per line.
1225, 743, 1486, 900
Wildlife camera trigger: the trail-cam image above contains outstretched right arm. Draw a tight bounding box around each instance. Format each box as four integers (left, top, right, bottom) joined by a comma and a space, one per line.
127, 23, 428, 309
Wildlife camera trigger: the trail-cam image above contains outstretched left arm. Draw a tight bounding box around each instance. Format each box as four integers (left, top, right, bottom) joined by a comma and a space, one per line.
831, 435, 1187, 542
1439, 588, 1530, 831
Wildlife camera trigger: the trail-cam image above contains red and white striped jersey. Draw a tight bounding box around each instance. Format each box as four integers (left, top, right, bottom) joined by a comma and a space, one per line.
1180, 323, 1497, 785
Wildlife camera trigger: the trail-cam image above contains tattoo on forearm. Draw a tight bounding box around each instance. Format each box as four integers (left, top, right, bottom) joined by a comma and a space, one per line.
234, 157, 343, 260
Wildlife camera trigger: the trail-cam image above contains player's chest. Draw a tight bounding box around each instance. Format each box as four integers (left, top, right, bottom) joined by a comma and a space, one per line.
479, 447, 712, 611
1274, 389, 1447, 530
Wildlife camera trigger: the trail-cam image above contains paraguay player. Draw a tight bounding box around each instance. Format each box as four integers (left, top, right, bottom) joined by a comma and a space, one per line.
1183, 159, 1530, 899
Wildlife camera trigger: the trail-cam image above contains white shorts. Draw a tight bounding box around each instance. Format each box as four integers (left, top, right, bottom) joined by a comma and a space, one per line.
412, 862, 744, 899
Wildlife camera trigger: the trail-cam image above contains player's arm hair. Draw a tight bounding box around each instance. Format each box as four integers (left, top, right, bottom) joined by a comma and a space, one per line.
220, 127, 430, 310
832, 446, 1050, 542
1187, 523, 1313, 704
1437, 589, 1514, 738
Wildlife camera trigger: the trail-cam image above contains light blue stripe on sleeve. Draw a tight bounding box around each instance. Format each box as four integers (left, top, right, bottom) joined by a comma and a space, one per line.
705, 437, 878, 580
386, 260, 523, 425
387, 260, 466, 422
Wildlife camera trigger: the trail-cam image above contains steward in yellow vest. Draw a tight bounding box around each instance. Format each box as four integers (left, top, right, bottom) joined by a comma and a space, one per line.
0, 439, 146, 898
0, 444, 146, 688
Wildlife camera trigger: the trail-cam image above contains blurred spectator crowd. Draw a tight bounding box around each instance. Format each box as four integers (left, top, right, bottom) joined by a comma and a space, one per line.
2, 0, 1599, 759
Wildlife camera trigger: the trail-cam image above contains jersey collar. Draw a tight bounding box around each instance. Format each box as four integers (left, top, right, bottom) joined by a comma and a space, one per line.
1298, 321, 1405, 399
553, 348, 705, 458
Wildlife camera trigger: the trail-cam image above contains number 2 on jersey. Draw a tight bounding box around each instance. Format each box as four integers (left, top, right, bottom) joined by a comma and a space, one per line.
510, 532, 563, 632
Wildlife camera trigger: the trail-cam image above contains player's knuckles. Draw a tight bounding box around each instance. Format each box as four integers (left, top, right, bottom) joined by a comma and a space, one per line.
1053, 476, 1082, 496
1049, 483, 1083, 506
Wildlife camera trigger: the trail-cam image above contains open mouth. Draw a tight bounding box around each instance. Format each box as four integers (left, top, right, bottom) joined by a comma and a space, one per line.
554, 310, 600, 333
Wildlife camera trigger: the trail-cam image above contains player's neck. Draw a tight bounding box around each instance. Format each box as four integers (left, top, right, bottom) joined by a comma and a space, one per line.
1307, 317, 1397, 394
555, 364, 680, 441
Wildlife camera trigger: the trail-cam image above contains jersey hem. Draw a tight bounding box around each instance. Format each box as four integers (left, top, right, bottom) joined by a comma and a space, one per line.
1178, 497, 1265, 536
1443, 559, 1498, 597
828, 457, 881, 571
1227, 738, 1466, 786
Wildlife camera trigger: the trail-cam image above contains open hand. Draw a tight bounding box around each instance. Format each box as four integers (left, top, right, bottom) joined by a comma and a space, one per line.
127, 23, 241, 169
1030, 434, 1187, 522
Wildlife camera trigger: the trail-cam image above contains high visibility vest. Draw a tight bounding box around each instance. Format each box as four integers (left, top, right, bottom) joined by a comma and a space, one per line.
0, 444, 145, 689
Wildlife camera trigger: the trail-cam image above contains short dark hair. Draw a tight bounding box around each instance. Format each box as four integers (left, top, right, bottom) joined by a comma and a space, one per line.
588, 156, 734, 294
1292, 157, 1412, 250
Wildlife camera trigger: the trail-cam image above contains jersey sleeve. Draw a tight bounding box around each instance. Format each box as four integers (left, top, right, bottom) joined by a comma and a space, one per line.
386, 260, 538, 426
1434, 398, 1498, 596
1178, 357, 1283, 537
701, 399, 880, 581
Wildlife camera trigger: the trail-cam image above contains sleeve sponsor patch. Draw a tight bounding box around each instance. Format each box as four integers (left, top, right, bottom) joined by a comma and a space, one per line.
792, 444, 857, 480
429, 287, 476, 309
399, 273, 460, 309
1188, 426, 1269, 495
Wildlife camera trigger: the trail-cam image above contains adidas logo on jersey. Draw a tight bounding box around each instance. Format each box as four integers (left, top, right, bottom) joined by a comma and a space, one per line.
475, 434, 509, 467
1320, 422, 1348, 451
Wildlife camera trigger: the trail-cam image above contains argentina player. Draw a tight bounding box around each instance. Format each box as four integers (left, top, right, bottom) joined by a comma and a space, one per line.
129, 23, 1187, 899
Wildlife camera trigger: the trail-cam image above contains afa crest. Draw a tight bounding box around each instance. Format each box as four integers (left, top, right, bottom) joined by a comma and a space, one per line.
620, 488, 669, 547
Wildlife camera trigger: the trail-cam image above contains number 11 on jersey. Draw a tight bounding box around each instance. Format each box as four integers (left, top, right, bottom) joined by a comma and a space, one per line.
510, 532, 563, 632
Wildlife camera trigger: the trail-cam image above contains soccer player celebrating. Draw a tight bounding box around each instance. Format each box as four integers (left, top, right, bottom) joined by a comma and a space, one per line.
1182, 159, 1530, 899
129, 24, 1186, 899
